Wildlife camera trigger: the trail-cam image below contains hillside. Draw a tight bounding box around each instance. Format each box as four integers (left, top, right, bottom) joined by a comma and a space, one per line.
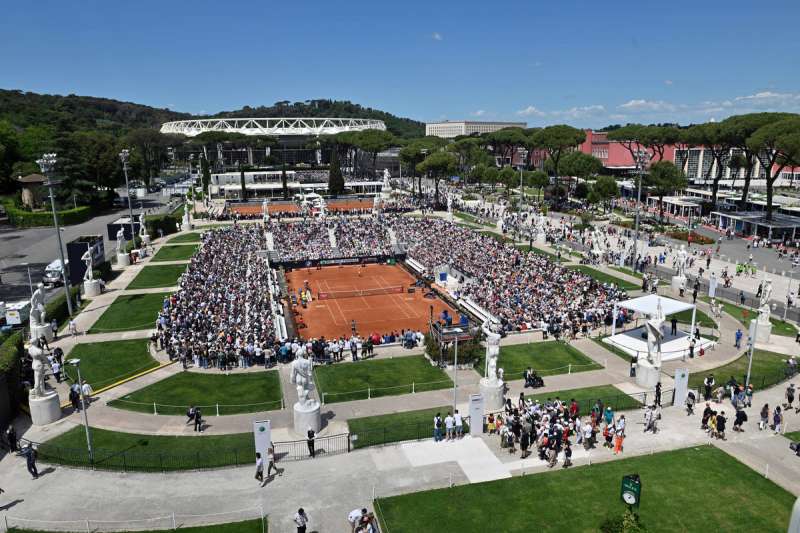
0, 89, 190, 133
213, 99, 424, 138
0, 90, 424, 138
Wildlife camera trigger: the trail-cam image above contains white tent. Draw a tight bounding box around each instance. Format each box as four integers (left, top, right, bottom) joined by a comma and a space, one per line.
611, 294, 697, 338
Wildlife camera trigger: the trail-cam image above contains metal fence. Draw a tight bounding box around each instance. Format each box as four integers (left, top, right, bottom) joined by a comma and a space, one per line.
351, 417, 472, 450
22, 432, 351, 473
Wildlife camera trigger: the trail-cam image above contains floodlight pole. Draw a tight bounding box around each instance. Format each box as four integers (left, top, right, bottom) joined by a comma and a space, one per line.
68, 359, 94, 463
745, 319, 757, 388
632, 149, 648, 267
453, 337, 459, 411
119, 149, 137, 247
37, 153, 73, 316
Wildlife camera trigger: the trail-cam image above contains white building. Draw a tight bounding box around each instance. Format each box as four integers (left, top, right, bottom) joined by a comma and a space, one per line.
425, 120, 527, 139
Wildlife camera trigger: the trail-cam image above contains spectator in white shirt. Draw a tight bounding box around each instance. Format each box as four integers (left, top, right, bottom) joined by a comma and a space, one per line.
444, 412, 455, 441
454, 409, 464, 438
348, 508, 367, 533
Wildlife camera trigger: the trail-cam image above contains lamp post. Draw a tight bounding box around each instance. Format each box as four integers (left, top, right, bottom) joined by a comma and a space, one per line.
632, 149, 649, 265
21, 262, 33, 298
66, 358, 93, 463
119, 149, 137, 248
36, 153, 73, 316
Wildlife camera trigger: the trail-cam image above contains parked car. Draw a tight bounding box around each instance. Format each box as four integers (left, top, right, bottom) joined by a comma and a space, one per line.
42, 259, 68, 286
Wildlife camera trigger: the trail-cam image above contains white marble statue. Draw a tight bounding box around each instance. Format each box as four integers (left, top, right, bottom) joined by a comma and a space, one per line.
290, 354, 316, 408
758, 279, 773, 324
591, 228, 606, 261
138, 213, 147, 237
318, 197, 327, 219
708, 271, 718, 298
29, 283, 46, 329
644, 298, 666, 367
676, 244, 688, 279
29, 338, 50, 398
482, 320, 503, 385
382, 168, 391, 190
81, 243, 93, 282
115, 227, 127, 254
447, 193, 453, 214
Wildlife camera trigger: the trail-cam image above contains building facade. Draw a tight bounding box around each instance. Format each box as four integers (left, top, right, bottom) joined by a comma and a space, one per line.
425, 120, 527, 138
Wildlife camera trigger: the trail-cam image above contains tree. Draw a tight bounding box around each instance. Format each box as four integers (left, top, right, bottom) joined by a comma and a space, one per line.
399, 137, 447, 197
531, 125, 586, 191
328, 146, 345, 195
200, 156, 211, 196
646, 161, 687, 221
123, 129, 173, 186
527, 170, 549, 202
592, 175, 619, 211
498, 166, 517, 196
573, 182, 590, 199
720, 113, 794, 209
416, 151, 458, 204
607, 124, 646, 162
559, 151, 603, 192
483, 166, 499, 191
482, 127, 529, 167
683, 122, 731, 211
354, 129, 396, 177
0, 120, 21, 193
639, 125, 680, 162
469, 163, 486, 185
747, 116, 800, 221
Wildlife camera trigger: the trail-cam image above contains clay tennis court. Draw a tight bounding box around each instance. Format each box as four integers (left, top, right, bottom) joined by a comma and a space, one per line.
285, 263, 458, 340
327, 199, 373, 212
229, 203, 300, 216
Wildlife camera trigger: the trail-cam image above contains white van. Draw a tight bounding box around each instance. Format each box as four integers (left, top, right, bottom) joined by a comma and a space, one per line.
42, 259, 68, 286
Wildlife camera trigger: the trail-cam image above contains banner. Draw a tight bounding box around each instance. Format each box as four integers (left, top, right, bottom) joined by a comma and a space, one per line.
253, 419, 272, 460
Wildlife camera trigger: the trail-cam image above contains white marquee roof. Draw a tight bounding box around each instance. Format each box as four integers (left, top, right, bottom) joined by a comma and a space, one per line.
616, 294, 694, 317
160, 117, 386, 137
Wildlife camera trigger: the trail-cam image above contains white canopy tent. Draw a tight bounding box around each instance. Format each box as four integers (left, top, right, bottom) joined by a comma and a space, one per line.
611, 294, 697, 338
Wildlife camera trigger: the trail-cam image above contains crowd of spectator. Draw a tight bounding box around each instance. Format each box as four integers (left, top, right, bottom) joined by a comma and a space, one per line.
154, 224, 278, 370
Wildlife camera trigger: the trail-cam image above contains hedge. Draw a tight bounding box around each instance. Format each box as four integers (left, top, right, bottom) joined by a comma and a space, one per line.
3, 202, 92, 228
45, 285, 82, 327
0, 330, 25, 424
145, 214, 180, 238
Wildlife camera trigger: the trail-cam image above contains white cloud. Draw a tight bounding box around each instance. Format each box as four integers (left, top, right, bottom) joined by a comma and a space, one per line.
733, 91, 800, 107
517, 105, 546, 117
471, 110, 486, 117
664, 80, 673, 86
551, 104, 606, 119
432, 32, 443, 41
618, 99, 676, 112
608, 114, 627, 121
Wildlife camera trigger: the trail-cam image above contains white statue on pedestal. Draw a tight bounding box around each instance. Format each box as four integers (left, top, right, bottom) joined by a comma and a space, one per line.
373, 195, 381, 214
382, 168, 391, 190
291, 354, 316, 408
30, 283, 46, 329
591, 229, 606, 262
115, 227, 127, 254
81, 243, 93, 282
758, 279, 773, 325
708, 272, 718, 298
138, 213, 147, 238
676, 245, 688, 279
482, 321, 503, 386
29, 338, 50, 399
644, 299, 665, 367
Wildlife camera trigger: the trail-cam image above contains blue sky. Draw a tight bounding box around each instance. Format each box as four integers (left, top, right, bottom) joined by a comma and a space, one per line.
2, 0, 799, 128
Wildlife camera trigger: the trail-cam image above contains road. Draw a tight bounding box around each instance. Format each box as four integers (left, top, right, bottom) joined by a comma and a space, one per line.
0, 191, 173, 306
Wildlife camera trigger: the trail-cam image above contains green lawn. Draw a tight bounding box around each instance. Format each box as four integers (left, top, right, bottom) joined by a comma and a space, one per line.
526, 385, 642, 416
315, 356, 452, 403
454, 211, 487, 226
476, 341, 602, 379
88, 292, 170, 333
150, 244, 198, 262
11, 520, 265, 533
348, 406, 470, 449
568, 265, 639, 291
478, 230, 512, 243
610, 266, 643, 279
516, 245, 563, 262
687, 348, 790, 391
126, 264, 187, 289
109, 371, 283, 415
703, 297, 797, 337
39, 426, 254, 471
376, 446, 793, 533
168, 231, 203, 243
63, 339, 159, 390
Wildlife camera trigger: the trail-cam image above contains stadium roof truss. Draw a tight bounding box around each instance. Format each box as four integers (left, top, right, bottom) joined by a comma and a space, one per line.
160, 117, 387, 137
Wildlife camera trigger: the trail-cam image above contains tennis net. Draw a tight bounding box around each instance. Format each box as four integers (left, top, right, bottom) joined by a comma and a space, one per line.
318, 286, 404, 300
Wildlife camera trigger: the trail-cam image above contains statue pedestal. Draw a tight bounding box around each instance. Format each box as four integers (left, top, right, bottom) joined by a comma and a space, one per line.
141, 234, 151, 245
182, 216, 191, 230
29, 391, 61, 426
293, 401, 321, 435
83, 279, 101, 298
479, 378, 505, 412
116, 253, 130, 267
31, 324, 53, 343
635, 360, 661, 389
756, 320, 772, 344
671, 276, 687, 294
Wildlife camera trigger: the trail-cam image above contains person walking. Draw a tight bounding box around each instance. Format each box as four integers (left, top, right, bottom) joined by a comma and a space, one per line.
293, 508, 310, 533
703, 374, 715, 401
774, 406, 783, 434
734, 328, 743, 349
50, 319, 58, 340
306, 427, 316, 458
786, 384, 796, 410
51, 360, 61, 384
266, 443, 279, 478
21, 444, 38, 479
670, 316, 678, 336
654, 382, 662, 407
194, 409, 203, 432
613, 415, 626, 454
255, 452, 265, 487
68, 319, 78, 338
759, 404, 770, 430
